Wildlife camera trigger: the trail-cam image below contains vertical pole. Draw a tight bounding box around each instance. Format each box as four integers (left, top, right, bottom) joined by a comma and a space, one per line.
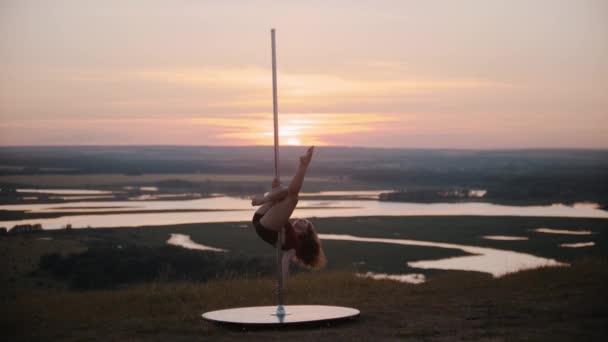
271, 28, 285, 318
271, 28, 280, 182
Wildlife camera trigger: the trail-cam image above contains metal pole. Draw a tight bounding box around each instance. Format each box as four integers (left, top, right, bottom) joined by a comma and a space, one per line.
271, 28, 285, 317
271, 29, 280, 182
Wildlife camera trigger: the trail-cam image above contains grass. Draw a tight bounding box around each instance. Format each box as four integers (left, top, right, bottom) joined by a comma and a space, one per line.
2, 215, 607, 340
49, 215, 608, 267
2, 215, 605, 289
0, 236, 86, 296
2, 260, 607, 341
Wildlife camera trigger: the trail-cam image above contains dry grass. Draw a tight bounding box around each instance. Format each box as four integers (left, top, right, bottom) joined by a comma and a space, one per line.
0, 237, 87, 295
3, 260, 607, 341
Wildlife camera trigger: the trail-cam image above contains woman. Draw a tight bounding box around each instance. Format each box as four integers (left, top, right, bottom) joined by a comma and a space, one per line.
251, 146, 326, 273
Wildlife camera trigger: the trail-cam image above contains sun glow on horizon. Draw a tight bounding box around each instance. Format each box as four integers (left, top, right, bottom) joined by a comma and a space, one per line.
286, 137, 301, 146
191, 113, 398, 146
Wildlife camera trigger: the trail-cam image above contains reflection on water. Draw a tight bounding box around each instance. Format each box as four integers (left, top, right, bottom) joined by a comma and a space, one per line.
166, 233, 227, 252
2, 196, 608, 230
17, 189, 112, 195
300, 190, 395, 199
302, 190, 394, 196
559, 242, 595, 248
533, 228, 593, 235
128, 195, 157, 201
356, 272, 426, 284
572, 202, 601, 209
482, 235, 528, 241
48, 205, 141, 210
50, 195, 115, 200
128, 193, 202, 201
468, 189, 487, 198
319, 234, 566, 277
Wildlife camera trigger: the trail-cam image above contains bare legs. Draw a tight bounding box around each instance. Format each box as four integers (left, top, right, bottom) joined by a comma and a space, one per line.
258, 146, 314, 232
252, 186, 288, 207
253, 176, 288, 216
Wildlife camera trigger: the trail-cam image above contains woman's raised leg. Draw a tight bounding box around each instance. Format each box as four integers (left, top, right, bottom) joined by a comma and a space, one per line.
260, 146, 314, 231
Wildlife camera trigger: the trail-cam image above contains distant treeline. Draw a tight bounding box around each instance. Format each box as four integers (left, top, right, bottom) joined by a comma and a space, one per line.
2, 146, 607, 207
39, 246, 275, 290
371, 168, 608, 208
2, 146, 607, 177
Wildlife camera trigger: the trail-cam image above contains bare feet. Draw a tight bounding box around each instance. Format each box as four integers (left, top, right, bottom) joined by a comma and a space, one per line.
299, 146, 314, 166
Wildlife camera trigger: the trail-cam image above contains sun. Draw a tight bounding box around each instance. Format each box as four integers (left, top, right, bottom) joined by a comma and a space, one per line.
286, 137, 301, 146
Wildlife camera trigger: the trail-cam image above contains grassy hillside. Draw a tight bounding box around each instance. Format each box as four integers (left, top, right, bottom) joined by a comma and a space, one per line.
2, 216, 607, 340
2, 215, 606, 294
2, 260, 607, 341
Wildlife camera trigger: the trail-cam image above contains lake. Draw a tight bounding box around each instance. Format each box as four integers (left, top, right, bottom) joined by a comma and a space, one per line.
165, 232, 567, 283
3, 189, 603, 285
1, 192, 607, 229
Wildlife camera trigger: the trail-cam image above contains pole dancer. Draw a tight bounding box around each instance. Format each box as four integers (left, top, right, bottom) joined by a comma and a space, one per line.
250, 29, 327, 316
202, 30, 358, 326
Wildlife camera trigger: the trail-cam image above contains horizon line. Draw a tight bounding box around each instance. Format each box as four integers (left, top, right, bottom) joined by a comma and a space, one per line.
0, 144, 607, 152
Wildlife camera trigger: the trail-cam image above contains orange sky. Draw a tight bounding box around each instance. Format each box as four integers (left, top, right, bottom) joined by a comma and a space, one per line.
0, 0, 607, 148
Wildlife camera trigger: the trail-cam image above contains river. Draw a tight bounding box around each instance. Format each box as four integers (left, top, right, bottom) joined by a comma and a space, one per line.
1, 193, 606, 229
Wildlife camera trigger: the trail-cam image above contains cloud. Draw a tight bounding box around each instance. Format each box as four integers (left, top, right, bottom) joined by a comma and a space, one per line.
62, 66, 508, 116
129, 66, 507, 95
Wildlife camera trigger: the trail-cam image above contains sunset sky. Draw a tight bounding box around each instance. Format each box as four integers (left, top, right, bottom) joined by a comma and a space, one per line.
1, 0, 606, 148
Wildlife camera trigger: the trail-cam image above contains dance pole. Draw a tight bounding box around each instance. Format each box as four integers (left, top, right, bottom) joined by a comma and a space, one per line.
271, 28, 286, 317
272, 29, 280, 182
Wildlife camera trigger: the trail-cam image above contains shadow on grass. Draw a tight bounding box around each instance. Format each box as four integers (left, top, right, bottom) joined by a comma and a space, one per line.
206, 314, 360, 331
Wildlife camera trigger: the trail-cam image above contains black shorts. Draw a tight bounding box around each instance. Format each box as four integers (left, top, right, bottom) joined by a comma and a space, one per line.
252, 213, 281, 248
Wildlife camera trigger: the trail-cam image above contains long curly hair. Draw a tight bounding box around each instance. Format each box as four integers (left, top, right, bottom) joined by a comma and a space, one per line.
294, 221, 326, 269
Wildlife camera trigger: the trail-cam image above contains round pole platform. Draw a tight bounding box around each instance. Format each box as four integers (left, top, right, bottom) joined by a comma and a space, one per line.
203, 305, 360, 326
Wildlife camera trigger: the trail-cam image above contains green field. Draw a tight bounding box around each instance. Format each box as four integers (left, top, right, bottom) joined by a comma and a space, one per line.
3, 216, 607, 291
2, 215, 607, 340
